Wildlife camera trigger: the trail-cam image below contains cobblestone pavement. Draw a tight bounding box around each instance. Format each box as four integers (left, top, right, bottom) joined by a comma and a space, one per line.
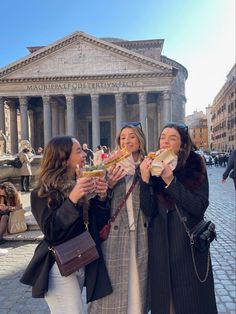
0, 167, 235, 313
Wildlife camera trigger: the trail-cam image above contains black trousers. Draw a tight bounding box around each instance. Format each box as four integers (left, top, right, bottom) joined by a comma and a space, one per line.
21, 176, 30, 191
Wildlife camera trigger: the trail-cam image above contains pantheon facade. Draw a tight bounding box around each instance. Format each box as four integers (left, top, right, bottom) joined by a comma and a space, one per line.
0, 31, 188, 153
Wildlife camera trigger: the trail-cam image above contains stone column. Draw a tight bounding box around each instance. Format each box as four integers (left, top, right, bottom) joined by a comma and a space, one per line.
161, 91, 171, 127
9, 101, 18, 154
28, 110, 35, 149
51, 100, 59, 137
19, 96, 29, 141
139, 92, 147, 134
42, 96, 52, 145
115, 93, 123, 134
59, 104, 65, 135
91, 94, 100, 150
66, 95, 75, 136
0, 97, 6, 152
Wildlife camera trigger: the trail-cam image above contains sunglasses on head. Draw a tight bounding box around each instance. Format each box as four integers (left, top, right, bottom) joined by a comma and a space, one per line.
164, 122, 188, 134
122, 121, 142, 130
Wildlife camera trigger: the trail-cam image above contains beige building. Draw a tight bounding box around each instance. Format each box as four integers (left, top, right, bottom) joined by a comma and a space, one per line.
210, 63, 236, 152
185, 111, 208, 150
0, 31, 187, 153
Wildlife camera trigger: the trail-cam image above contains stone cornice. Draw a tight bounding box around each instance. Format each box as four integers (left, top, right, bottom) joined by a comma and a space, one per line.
161, 56, 188, 79
27, 46, 45, 53
0, 71, 175, 84
0, 31, 173, 79
111, 39, 164, 50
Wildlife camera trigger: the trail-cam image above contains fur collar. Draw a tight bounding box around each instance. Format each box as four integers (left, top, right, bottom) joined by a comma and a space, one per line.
174, 151, 206, 191
152, 151, 206, 205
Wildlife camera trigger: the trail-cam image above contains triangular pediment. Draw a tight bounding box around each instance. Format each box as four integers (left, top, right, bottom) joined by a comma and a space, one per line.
0, 31, 174, 80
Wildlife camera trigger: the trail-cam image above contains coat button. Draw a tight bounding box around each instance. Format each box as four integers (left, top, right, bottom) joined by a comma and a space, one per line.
114, 225, 118, 230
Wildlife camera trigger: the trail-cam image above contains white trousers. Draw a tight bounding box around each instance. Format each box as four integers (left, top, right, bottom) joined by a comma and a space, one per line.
45, 262, 85, 314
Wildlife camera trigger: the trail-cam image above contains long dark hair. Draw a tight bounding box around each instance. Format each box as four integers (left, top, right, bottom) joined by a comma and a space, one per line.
160, 122, 197, 169
37, 136, 75, 197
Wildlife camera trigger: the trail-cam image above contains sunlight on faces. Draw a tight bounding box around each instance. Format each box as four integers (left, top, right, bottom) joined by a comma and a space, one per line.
160, 128, 181, 155
119, 127, 140, 160
67, 139, 86, 170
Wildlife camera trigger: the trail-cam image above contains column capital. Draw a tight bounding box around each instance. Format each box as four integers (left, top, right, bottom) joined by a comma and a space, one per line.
91, 94, 99, 103
42, 95, 51, 104
65, 95, 74, 104
50, 99, 58, 107
139, 92, 147, 104
162, 90, 171, 100
18, 96, 28, 106
115, 93, 123, 103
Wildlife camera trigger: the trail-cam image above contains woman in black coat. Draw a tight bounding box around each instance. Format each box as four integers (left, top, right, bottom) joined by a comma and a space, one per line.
140, 122, 217, 314
20, 136, 112, 314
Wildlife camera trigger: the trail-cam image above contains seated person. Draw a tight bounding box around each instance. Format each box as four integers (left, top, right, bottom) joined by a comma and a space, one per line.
0, 182, 22, 242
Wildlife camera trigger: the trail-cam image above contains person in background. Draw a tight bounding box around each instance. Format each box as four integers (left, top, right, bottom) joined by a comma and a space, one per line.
89, 122, 149, 314
0, 182, 22, 243
20, 136, 112, 314
93, 145, 104, 166
101, 146, 109, 161
222, 149, 236, 190
36, 147, 43, 155
19, 148, 34, 192
140, 122, 217, 314
82, 143, 94, 166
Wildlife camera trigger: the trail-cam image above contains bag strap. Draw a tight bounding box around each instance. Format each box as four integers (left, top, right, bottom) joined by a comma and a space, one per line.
174, 204, 192, 241
82, 198, 90, 230
175, 204, 210, 283
82, 175, 138, 229
109, 176, 139, 224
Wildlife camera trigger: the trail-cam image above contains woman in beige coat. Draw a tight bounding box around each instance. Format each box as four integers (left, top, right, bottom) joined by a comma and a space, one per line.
88, 122, 149, 314
19, 148, 33, 192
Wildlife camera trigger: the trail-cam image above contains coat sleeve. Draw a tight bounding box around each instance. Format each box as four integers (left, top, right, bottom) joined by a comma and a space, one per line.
30, 190, 83, 243
140, 179, 158, 218
165, 173, 209, 218
222, 152, 234, 180
89, 195, 111, 231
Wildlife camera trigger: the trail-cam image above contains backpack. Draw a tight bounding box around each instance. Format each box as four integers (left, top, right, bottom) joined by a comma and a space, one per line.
11, 156, 23, 168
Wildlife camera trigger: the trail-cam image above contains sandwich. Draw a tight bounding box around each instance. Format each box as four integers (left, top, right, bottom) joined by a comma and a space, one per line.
147, 152, 158, 160
80, 169, 105, 177
104, 147, 131, 169
76, 165, 105, 178
150, 148, 177, 176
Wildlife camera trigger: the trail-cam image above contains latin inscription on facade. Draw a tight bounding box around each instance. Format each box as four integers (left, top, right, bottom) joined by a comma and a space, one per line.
26, 81, 138, 91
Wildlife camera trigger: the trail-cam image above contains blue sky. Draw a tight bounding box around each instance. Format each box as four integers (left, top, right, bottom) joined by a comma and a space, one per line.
0, 0, 235, 115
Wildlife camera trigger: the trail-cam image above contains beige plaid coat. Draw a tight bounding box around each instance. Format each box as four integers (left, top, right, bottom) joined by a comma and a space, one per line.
88, 174, 150, 314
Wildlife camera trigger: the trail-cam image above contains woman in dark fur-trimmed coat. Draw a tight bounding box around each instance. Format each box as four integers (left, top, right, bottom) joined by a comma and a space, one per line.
140, 122, 217, 314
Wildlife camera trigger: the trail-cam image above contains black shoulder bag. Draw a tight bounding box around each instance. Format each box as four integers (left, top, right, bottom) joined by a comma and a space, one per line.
175, 204, 217, 282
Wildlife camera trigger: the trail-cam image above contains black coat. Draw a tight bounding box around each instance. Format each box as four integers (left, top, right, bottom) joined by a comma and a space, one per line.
140, 152, 218, 314
20, 189, 112, 302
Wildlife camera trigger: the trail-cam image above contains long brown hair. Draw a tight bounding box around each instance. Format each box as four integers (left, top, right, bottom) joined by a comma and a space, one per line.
37, 136, 75, 197
0, 182, 21, 207
116, 123, 147, 161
